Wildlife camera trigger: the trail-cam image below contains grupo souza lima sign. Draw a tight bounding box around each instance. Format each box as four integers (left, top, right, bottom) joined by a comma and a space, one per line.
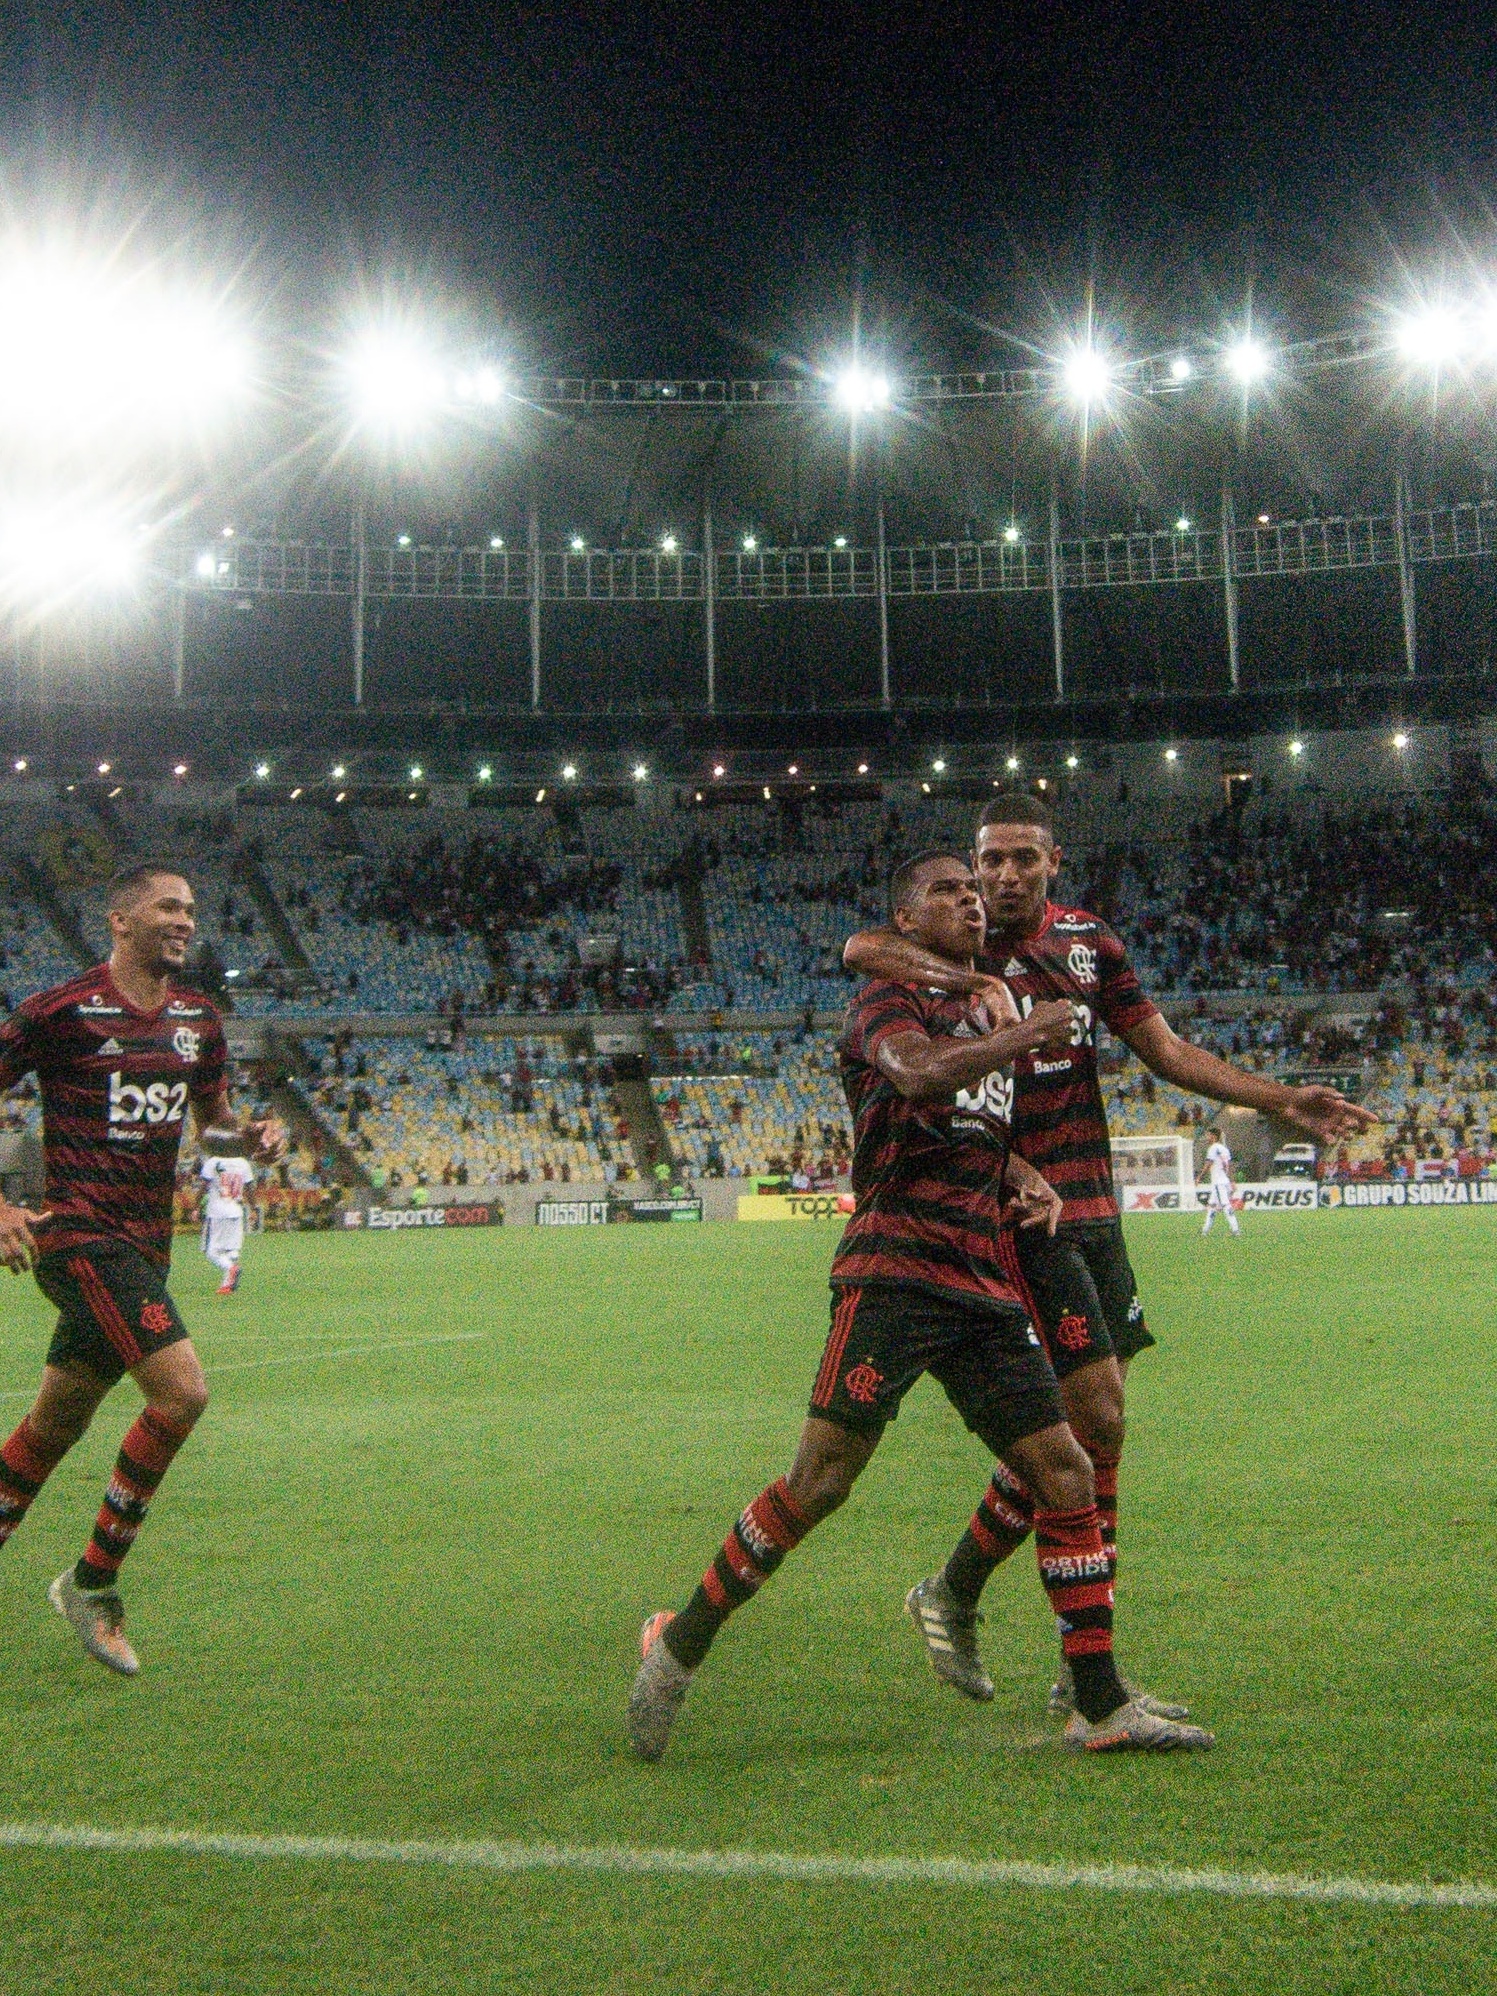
341, 1203, 503, 1230
535, 1196, 703, 1225
1321, 1180, 1497, 1209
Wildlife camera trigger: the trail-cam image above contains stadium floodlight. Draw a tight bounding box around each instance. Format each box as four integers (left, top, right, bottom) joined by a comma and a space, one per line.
1175, 516, 1192, 533
762, 786, 772, 800
1003, 524, 1022, 544
1005, 755, 1020, 771
1224, 337, 1270, 386
833, 535, 848, 550
1169, 355, 1194, 382
1393, 730, 1410, 749
921, 781, 932, 794
536, 787, 546, 802
13, 758, 27, 772
562, 763, 577, 780
335, 791, 347, 804
396, 533, 412, 548
712, 763, 725, 778
331, 763, 346, 779
633, 763, 648, 782
1289, 739, 1304, 757
194, 552, 217, 579
1395, 304, 1466, 369
788, 763, 798, 775
489, 536, 504, 551
932, 758, 946, 773
1164, 747, 1180, 762
407, 790, 418, 801
857, 761, 869, 774
1060, 344, 1114, 405
172, 762, 188, 778
569, 534, 586, 553
221, 525, 234, 538
289, 786, 303, 799
342, 327, 447, 439
1066, 753, 1080, 769
1257, 512, 1271, 525
742, 534, 759, 553
832, 363, 891, 415
661, 533, 679, 555
254, 762, 270, 779
97, 761, 111, 774
454, 366, 505, 405
477, 764, 493, 781
409, 764, 423, 780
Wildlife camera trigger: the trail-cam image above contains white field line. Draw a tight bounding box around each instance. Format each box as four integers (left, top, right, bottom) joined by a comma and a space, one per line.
0, 1819, 1492, 1912
0, 1331, 487, 1401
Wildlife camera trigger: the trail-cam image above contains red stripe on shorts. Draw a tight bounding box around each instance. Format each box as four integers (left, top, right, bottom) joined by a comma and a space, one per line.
66, 1256, 143, 1369
812, 1287, 860, 1410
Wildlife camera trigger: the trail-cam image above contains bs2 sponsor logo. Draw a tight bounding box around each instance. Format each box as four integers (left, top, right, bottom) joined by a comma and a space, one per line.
108, 1072, 188, 1126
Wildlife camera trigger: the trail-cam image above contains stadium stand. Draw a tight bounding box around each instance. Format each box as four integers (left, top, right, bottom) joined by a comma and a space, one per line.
652, 1030, 851, 1181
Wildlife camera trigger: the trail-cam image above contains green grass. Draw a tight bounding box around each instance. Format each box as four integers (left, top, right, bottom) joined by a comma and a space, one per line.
0, 1213, 1493, 1994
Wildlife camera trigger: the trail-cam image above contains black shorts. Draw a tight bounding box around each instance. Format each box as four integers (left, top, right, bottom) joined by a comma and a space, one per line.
1014, 1218, 1155, 1380
811, 1283, 1064, 1455
35, 1244, 190, 1386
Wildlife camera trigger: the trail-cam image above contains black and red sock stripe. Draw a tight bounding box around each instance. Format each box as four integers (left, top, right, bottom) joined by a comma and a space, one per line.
75, 1407, 191, 1589
0, 1417, 69, 1550
666, 1476, 813, 1669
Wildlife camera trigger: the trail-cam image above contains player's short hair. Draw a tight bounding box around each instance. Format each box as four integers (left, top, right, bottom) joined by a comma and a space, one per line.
889, 849, 972, 916
977, 791, 1056, 841
105, 862, 189, 911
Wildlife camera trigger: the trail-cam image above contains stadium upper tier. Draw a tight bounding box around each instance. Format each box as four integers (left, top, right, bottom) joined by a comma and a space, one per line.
3, 772, 1495, 1020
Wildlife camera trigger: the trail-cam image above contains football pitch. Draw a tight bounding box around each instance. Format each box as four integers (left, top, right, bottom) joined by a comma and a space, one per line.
0, 1213, 1492, 1995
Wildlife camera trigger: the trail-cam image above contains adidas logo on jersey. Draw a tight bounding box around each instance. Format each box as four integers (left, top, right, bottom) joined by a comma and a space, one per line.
97, 1037, 124, 1057
1004, 958, 1024, 977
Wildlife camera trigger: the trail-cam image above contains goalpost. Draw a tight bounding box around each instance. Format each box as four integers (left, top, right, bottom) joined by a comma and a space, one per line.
1110, 1135, 1199, 1213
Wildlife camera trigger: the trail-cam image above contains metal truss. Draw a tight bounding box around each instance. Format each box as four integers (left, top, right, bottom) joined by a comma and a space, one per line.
490, 328, 1391, 410
183, 496, 1497, 605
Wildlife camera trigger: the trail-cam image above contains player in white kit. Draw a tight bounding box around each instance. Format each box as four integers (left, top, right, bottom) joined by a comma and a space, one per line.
200, 1140, 256, 1293
1200, 1130, 1239, 1236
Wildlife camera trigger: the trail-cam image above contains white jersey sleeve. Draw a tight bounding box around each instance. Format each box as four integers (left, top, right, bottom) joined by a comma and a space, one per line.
1206, 1141, 1232, 1175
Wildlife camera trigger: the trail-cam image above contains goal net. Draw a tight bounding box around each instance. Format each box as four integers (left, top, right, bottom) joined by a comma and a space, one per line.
1110, 1135, 1199, 1213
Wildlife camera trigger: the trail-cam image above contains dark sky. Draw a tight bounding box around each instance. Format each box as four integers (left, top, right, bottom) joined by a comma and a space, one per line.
6, 2, 1497, 373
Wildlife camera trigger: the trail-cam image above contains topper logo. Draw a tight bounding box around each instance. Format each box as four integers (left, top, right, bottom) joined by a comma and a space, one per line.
109, 1072, 188, 1126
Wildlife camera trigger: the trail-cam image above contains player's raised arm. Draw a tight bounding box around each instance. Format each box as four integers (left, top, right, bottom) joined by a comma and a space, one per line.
192, 1087, 289, 1166
1121, 1013, 1377, 1142
876, 1002, 1075, 1104
843, 926, 1020, 1024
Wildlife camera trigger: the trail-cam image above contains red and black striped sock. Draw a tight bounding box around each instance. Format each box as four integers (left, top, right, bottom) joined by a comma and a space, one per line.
662, 1477, 813, 1670
1034, 1503, 1127, 1724
74, 1407, 193, 1591
0, 1417, 69, 1553
941, 1460, 1036, 1609
1084, 1440, 1120, 1567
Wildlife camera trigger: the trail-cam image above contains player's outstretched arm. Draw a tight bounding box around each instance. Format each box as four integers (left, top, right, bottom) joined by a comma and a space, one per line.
843, 927, 1018, 1022
876, 1001, 1075, 1104
195, 1088, 290, 1164
1122, 1014, 1378, 1142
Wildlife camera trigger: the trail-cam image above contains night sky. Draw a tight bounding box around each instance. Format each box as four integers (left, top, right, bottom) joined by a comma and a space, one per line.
5, 2, 1497, 374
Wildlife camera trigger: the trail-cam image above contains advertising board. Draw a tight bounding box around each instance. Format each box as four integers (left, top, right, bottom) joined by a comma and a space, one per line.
341, 1202, 503, 1230
535, 1196, 703, 1225
737, 1193, 855, 1222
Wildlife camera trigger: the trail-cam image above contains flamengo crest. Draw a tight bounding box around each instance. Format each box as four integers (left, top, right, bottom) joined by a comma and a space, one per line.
1066, 943, 1098, 985
172, 1026, 201, 1063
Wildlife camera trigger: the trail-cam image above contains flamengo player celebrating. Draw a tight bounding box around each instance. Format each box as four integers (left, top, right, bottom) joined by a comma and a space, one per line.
627, 852, 1214, 1761
0, 864, 283, 1676
845, 794, 1373, 1712
200, 1142, 257, 1293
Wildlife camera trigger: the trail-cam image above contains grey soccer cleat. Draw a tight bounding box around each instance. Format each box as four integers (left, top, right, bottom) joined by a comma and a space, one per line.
48, 1569, 140, 1677
1063, 1698, 1215, 1752
904, 1575, 995, 1702
1049, 1657, 1191, 1721
627, 1611, 694, 1762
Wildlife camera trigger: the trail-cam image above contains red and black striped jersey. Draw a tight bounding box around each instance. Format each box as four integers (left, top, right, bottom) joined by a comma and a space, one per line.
983, 902, 1158, 1223
830, 979, 1025, 1313
0, 965, 227, 1268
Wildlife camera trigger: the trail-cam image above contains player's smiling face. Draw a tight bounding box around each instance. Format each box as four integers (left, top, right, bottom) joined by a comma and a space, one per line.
111, 874, 196, 975
894, 859, 986, 962
973, 822, 1061, 934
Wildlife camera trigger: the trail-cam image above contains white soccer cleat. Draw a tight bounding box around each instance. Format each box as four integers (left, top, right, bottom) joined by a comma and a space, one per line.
627, 1610, 694, 1762
48, 1569, 140, 1677
1063, 1698, 1214, 1752
904, 1575, 994, 1701
1049, 1658, 1191, 1721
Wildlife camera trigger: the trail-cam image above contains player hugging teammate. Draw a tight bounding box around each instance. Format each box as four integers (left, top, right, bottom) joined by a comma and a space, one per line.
0, 863, 283, 1676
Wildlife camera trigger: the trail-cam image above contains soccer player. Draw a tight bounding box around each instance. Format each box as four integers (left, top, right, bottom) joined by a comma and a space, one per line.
200, 1136, 257, 1293
1201, 1128, 1240, 1237
627, 852, 1214, 1761
844, 794, 1374, 1713
0, 864, 284, 1676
